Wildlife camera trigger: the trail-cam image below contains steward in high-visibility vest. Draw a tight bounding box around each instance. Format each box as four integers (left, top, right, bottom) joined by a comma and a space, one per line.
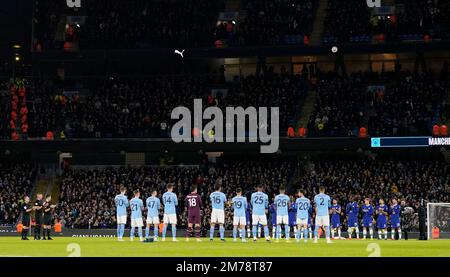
17, 223, 23, 233
432, 227, 440, 239
54, 222, 62, 233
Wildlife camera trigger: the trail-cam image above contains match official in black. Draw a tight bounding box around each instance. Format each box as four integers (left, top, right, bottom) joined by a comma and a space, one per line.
21, 196, 33, 240
418, 199, 427, 240
33, 193, 44, 240
42, 195, 56, 240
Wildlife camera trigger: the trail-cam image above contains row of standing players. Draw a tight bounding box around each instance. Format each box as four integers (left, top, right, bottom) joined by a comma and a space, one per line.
114, 183, 403, 243
20, 193, 57, 240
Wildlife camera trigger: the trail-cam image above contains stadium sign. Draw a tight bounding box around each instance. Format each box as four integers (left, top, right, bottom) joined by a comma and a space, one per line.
371, 137, 450, 148
429, 137, 450, 146
171, 99, 280, 154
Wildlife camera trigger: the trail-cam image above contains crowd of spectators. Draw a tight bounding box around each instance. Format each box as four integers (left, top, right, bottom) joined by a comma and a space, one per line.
434, 206, 450, 231
0, 79, 11, 140
25, 73, 307, 139
308, 70, 448, 137
0, 164, 36, 225
323, 0, 450, 43
396, 0, 450, 40
9, 67, 448, 140
369, 70, 447, 136
34, 0, 225, 50
216, 73, 307, 135
233, 0, 317, 46
79, 0, 225, 49
56, 161, 293, 229
322, 0, 371, 44
33, 0, 64, 50
34, 0, 320, 48
308, 71, 368, 137
27, 78, 58, 138
32, 0, 450, 49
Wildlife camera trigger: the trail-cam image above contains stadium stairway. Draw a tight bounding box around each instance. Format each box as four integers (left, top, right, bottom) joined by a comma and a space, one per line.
33, 164, 60, 202
309, 0, 329, 45
286, 158, 314, 194
226, 0, 241, 11
54, 16, 67, 43
295, 90, 317, 133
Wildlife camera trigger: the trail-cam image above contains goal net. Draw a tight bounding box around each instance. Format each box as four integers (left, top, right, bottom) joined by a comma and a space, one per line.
427, 203, 450, 239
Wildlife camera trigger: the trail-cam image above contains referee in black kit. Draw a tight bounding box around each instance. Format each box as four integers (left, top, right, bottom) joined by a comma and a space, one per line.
42, 195, 56, 240
21, 196, 33, 240
33, 193, 44, 240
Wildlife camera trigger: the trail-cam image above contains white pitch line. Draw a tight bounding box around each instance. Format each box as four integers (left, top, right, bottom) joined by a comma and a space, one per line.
0, 254, 34, 257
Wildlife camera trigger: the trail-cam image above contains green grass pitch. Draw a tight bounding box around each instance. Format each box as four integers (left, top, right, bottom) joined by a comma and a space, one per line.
0, 237, 449, 257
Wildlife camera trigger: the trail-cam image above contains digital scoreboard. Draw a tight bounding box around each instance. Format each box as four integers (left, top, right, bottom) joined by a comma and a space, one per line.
371, 137, 450, 148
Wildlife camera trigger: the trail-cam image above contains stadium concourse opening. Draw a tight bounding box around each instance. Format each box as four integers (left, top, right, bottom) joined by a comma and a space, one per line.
0, 0, 450, 262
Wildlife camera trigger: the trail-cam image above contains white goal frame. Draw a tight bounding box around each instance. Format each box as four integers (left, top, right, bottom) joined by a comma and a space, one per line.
427, 203, 450, 240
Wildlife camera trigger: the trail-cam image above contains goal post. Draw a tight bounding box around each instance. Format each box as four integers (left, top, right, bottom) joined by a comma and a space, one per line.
427, 203, 450, 240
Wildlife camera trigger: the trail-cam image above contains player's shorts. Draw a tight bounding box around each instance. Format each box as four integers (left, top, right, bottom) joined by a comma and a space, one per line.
276, 215, 289, 225
233, 216, 246, 226
22, 216, 30, 227
252, 214, 268, 225
246, 215, 251, 225
34, 214, 42, 225
163, 213, 177, 225
146, 216, 159, 225
377, 220, 387, 229
188, 213, 201, 225
362, 218, 373, 228
210, 209, 225, 224
271, 216, 277, 226
297, 218, 308, 226
390, 218, 400, 228
43, 215, 52, 225
331, 218, 341, 228
315, 215, 330, 226
288, 217, 297, 227
348, 217, 358, 228
117, 215, 127, 225
131, 218, 144, 228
